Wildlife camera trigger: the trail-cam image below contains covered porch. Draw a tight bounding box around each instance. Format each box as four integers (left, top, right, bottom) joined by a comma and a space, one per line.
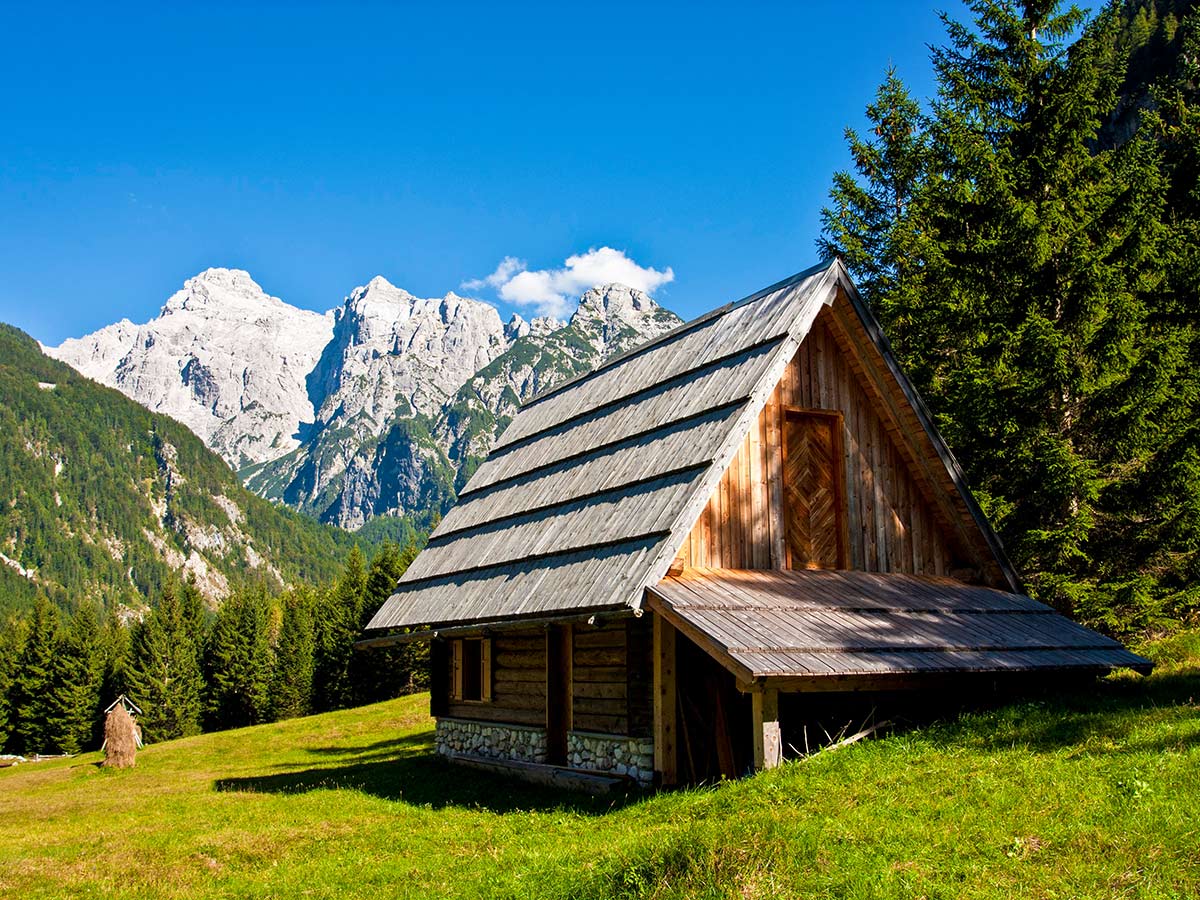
646, 568, 1152, 782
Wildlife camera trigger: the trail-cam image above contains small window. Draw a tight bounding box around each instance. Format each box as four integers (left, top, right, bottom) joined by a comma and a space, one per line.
451, 638, 492, 702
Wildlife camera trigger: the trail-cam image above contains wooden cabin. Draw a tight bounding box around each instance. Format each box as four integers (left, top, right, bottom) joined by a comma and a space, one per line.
361, 260, 1150, 789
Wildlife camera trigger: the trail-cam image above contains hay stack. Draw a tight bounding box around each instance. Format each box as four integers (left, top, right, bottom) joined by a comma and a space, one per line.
102, 704, 138, 768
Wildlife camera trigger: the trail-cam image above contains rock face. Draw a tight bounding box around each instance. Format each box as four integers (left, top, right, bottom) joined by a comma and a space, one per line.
48, 269, 333, 468
435, 284, 682, 488
51, 270, 683, 531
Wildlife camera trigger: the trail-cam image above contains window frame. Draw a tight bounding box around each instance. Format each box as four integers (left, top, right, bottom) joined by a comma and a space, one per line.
450, 637, 493, 703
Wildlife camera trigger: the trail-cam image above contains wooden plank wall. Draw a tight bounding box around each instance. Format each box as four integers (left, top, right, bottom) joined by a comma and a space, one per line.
626, 616, 654, 738
680, 310, 962, 577
444, 628, 546, 725
570, 620, 629, 734
569, 618, 654, 736
439, 620, 655, 737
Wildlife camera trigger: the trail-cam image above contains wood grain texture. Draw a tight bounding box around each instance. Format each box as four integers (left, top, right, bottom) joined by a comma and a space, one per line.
436, 628, 548, 726
649, 568, 1152, 679
682, 312, 962, 579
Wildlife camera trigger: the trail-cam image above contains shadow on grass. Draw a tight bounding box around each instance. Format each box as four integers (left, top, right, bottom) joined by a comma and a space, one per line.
214, 728, 640, 815
946, 667, 1200, 755
215, 667, 1199, 810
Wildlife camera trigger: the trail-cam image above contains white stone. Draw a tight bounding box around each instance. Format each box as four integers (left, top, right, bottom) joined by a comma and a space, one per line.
47, 269, 334, 468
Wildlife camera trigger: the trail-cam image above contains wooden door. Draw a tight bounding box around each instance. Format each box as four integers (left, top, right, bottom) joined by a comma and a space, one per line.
783, 410, 848, 569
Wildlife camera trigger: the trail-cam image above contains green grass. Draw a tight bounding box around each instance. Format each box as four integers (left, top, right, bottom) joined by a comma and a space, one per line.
3, 634, 1199, 900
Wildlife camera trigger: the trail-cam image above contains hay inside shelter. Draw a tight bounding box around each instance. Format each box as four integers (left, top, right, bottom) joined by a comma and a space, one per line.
102, 704, 139, 768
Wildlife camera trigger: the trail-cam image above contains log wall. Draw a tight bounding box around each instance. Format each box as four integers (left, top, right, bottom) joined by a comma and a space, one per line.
570, 617, 654, 737
442, 628, 546, 725
435, 619, 655, 737
680, 309, 965, 577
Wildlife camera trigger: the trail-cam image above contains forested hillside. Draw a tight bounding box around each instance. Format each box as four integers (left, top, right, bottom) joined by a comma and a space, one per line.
821, 0, 1200, 636
0, 541, 424, 757
0, 324, 363, 615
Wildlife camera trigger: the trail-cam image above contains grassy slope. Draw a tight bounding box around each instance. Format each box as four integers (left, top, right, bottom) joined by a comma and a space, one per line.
2, 634, 1198, 900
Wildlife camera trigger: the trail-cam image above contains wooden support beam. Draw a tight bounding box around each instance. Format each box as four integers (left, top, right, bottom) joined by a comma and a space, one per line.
652, 613, 678, 787
752, 687, 782, 771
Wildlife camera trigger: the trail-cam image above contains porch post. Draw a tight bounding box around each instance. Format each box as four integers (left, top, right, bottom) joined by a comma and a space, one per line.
752, 686, 781, 771
652, 613, 677, 786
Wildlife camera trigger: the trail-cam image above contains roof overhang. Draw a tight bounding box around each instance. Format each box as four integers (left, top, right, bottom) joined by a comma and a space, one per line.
646, 568, 1153, 689
355, 605, 636, 650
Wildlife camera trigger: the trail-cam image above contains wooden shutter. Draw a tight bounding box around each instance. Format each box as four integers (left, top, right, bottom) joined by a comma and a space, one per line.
783, 410, 848, 569
451, 639, 464, 701
481, 639, 493, 702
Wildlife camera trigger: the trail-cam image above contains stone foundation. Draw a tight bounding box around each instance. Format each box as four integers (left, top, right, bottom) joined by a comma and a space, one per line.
436, 718, 548, 764
568, 731, 655, 785
436, 719, 656, 785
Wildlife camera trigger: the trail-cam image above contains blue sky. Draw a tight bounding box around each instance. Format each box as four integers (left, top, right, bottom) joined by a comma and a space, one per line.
1, 1, 952, 344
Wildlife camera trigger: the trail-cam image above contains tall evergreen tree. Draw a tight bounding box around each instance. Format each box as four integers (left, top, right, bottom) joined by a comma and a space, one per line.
819, 67, 936, 374
0, 616, 25, 751
94, 609, 131, 749
8, 597, 61, 755
45, 604, 106, 754
822, 0, 1178, 631
271, 587, 317, 720
313, 546, 366, 712
203, 585, 273, 729
126, 583, 205, 741
351, 541, 422, 705
1101, 7, 1200, 627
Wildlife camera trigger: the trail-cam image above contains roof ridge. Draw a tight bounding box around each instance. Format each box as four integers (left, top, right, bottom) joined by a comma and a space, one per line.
519, 259, 837, 410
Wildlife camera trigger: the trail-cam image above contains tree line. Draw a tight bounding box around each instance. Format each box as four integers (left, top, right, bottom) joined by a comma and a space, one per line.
0, 542, 422, 755
820, 0, 1200, 636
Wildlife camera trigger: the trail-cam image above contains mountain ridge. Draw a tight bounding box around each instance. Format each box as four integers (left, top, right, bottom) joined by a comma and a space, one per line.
47, 269, 683, 531
0, 324, 363, 614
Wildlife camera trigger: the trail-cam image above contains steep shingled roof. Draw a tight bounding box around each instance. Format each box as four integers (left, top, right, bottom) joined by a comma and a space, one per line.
367, 260, 1019, 632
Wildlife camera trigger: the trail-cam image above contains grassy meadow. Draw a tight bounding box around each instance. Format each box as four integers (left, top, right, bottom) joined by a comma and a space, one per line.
2, 631, 1198, 900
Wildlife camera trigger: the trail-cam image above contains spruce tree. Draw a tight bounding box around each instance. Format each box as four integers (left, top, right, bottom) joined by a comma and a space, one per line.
1102, 9, 1200, 627
45, 604, 106, 754
203, 585, 272, 729
9, 597, 61, 755
350, 541, 422, 705
819, 67, 936, 373
0, 616, 25, 751
271, 587, 316, 720
126, 583, 205, 741
313, 546, 367, 711
822, 0, 1178, 629
94, 609, 131, 748
921, 1, 1171, 609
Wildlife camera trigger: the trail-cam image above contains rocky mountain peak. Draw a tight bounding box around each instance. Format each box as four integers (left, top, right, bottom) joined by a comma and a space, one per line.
504, 313, 566, 342
309, 279, 512, 436
48, 268, 335, 469
49, 266, 685, 532
568, 283, 680, 356
162, 268, 285, 315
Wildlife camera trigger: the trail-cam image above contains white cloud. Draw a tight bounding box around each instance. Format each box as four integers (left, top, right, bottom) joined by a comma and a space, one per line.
462, 247, 674, 318
461, 256, 525, 292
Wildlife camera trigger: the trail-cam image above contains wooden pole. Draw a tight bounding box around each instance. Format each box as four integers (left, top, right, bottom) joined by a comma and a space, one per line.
752, 687, 782, 771
653, 613, 678, 787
